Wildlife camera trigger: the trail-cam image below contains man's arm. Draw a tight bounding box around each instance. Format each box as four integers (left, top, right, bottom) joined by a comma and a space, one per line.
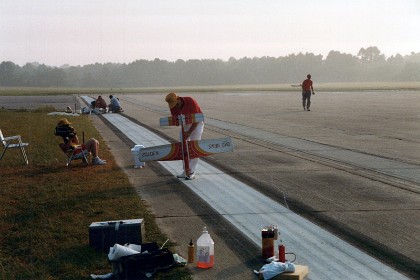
70, 134, 81, 146
184, 122, 198, 139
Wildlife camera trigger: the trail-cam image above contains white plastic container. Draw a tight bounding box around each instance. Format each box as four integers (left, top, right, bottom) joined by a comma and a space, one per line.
196, 226, 214, 268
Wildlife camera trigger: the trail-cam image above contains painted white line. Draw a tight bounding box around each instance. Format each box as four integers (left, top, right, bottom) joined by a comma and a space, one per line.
83, 97, 409, 279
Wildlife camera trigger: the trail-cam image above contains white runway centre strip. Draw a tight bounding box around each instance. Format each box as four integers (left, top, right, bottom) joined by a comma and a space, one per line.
82, 98, 409, 279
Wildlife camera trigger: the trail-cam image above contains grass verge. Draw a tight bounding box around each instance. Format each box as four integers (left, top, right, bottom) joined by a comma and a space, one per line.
0, 110, 191, 279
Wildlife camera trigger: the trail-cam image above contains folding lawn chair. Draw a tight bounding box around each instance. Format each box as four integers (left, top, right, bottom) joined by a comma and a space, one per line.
58, 142, 89, 167
55, 126, 89, 167
0, 129, 29, 165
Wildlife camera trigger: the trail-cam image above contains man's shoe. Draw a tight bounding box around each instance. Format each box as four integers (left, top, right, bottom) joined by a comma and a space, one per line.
92, 157, 106, 165
307, 108, 311, 111
185, 172, 195, 180
177, 172, 187, 178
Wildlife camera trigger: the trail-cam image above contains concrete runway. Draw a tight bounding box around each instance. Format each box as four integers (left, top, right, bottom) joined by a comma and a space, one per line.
0, 95, 80, 111
2, 91, 418, 278
89, 90, 419, 279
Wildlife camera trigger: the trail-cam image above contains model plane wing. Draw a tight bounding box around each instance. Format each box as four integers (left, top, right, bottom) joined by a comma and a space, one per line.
160, 113, 204, 126
138, 142, 183, 162
187, 137, 234, 158
138, 137, 233, 162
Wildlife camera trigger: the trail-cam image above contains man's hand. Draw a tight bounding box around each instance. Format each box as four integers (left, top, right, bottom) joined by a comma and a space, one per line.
312, 92, 315, 95
184, 123, 198, 140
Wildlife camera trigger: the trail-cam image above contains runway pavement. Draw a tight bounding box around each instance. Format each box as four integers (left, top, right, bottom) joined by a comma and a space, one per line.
81, 91, 419, 279
0, 95, 80, 111
2, 92, 417, 279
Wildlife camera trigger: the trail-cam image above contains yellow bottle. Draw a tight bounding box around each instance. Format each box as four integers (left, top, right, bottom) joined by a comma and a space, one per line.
188, 239, 195, 263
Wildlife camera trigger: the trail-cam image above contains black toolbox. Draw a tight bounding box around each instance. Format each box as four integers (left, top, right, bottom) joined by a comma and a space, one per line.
89, 219, 145, 253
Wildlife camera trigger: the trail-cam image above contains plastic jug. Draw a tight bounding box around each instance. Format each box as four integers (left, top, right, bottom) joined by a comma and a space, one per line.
196, 226, 214, 268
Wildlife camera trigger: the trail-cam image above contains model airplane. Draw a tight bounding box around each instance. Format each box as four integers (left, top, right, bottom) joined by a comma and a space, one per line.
135, 113, 234, 176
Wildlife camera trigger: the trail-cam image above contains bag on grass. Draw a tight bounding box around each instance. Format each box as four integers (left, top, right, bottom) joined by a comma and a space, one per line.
111, 242, 176, 279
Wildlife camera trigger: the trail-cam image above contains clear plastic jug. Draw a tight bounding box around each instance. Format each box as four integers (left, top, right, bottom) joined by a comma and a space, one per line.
196, 226, 214, 268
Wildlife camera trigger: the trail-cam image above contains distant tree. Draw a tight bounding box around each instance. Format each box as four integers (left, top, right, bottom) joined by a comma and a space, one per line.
0, 61, 18, 86
399, 62, 420, 81
20, 63, 37, 86
81, 72, 94, 87
405, 52, 420, 63
324, 51, 359, 81
387, 54, 404, 65
47, 67, 67, 86
26, 64, 65, 87
357, 46, 386, 64
397, 52, 420, 81
326, 51, 358, 66
1, 46, 418, 87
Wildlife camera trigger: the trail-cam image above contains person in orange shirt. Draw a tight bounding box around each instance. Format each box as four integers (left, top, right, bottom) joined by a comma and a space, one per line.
165, 92, 204, 180
301, 74, 315, 111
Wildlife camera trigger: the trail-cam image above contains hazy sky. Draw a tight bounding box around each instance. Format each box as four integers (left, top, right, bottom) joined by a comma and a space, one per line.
1, 0, 419, 66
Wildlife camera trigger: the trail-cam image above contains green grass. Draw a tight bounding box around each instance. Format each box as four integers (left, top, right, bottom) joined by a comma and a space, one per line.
0, 110, 191, 280
1, 82, 419, 96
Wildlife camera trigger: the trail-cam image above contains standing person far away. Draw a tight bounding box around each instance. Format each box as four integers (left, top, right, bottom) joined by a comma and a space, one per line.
301, 74, 315, 111
165, 92, 204, 180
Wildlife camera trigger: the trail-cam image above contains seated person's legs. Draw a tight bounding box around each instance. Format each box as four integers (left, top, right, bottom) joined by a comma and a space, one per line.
84, 138, 106, 165
84, 138, 98, 157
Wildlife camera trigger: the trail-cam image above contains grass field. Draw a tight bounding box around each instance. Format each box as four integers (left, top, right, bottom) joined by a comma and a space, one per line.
0, 110, 191, 279
1, 82, 419, 96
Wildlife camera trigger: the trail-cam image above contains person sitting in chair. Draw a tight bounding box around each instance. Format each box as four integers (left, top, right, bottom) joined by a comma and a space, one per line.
55, 118, 106, 165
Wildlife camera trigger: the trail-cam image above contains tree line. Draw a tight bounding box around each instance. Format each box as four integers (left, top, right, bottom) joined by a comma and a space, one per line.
1, 47, 419, 88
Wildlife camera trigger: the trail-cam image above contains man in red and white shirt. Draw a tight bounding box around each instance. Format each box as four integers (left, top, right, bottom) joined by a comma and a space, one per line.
165, 92, 204, 180
301, 74, 315, 111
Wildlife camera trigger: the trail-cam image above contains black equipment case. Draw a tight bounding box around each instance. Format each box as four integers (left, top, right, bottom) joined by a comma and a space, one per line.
89, 219, 145, 253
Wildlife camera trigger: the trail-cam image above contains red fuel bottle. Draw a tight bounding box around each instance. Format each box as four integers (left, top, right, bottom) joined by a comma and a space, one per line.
279, 244, 286, 262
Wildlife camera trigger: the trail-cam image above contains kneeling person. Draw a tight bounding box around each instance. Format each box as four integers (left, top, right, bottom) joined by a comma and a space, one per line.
108, 95, 123, 112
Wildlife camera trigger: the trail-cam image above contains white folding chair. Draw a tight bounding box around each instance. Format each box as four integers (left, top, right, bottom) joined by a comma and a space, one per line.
0, 129, 29, 165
